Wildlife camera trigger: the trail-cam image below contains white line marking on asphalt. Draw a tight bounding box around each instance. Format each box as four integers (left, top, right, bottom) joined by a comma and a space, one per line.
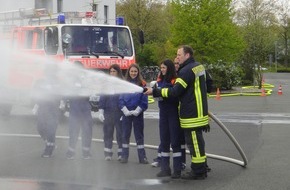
0, 133, 159, 150
144, 111, 290, 124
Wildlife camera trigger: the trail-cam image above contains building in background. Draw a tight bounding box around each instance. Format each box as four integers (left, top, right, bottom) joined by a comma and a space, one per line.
0, 0, 116, 25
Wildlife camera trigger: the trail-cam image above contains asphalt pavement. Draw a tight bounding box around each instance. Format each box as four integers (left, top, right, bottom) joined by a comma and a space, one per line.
0, 72, 290, 190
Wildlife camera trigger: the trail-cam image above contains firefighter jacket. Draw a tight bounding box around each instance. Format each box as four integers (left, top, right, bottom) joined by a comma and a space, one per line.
153, 57, 209, 129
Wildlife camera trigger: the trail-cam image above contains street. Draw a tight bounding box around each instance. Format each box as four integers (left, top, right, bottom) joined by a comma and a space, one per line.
0, 72, 290, 190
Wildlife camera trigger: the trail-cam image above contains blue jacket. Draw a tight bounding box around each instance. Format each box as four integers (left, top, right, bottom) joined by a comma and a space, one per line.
33, 77, 61, 118
119, 79, 148, 111
157, 79, 179, 108
99, 94, 121, 112
69, 97, 92, 117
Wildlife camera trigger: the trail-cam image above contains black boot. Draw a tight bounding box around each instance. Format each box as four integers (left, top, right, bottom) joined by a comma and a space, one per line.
171, 171, 181, 179
156, 169, 171, 177
120, 157, 128, 163
41, 145, 54, 158
139, 158, 149, 164
181, 171, 207, 180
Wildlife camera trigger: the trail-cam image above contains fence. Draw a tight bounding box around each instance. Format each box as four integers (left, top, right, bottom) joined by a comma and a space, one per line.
141, 66, 160, 82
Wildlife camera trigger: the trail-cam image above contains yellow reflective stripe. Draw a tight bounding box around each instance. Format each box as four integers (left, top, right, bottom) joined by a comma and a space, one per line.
181, 116, 208, 123
192, 65, 205, 77
192, 64, 206, 119
176, 78, 187, 88
192, 131, 200, 157
192, 155, 207, 163
191, 131, 206, 163
180, 116, 208, 128
161, 88, 169, 98
194, 77, 203, 117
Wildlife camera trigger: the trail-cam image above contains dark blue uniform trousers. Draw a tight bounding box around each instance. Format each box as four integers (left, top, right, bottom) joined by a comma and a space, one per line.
68, 112, 93, 151
121, 112, 147, 162
159, 107, 183, 173
37, 103, 60, 144
103, 111, 123, 157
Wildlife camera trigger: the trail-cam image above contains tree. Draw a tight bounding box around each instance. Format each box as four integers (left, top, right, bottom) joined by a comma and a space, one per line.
116, 0, 171, 66
235, 0, 278, 87
170, 0, 245, 64
276, 1, 290, 68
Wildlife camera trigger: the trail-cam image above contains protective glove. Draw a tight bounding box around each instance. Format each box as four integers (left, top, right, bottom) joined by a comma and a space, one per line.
32, 104, 39, 115
98, 109, 105, 122
131, 106, 143, 116
202, 125, 210, 133
89, 95, 100, 112
149, 81, 158, 88
89, 94, 99, 102
121, 106, 131, 117
59, 100, 66, 111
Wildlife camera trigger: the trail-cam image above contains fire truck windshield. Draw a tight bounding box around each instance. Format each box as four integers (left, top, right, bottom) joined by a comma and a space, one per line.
61, 26, 133, 57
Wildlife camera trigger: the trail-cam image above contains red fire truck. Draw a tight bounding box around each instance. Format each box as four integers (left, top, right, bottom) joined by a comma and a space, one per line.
0, 9, 143, 116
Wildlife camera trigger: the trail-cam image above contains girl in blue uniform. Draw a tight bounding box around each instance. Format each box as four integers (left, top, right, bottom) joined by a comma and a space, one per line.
119, 64, 148, 164
33, 64, 61, 158
156, 59, 184, 179
98, 64, 124, 161
151, 58, 186, 170
65, 63, 93, 160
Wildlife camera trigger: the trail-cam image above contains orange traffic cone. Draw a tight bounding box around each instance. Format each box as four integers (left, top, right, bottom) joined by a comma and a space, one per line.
278, 85, 283, 95
215, 88, 221, 100
261, 88, 266, 97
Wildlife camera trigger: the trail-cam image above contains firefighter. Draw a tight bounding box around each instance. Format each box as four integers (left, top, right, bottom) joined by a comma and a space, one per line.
154, 59, 184, 179
98, 64, 124, 161
119, 64, 149, 164
32, 64, 61, 158
145, 45, 211, 180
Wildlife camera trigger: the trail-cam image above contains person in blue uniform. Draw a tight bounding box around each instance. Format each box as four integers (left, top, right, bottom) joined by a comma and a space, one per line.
119, 64, 149, 164
32, 64, 61, 158
98, 64, 124, 161
65, 62, 93, 160
151, 58, 186, 170
154, 59, 184, 179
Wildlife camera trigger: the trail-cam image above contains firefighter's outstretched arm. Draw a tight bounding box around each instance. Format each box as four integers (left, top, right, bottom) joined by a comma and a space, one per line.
144, 82, 184, 98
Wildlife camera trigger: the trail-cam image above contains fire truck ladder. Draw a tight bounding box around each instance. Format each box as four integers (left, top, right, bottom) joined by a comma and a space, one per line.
0, 8, 99, 26
0, 8, 48, 25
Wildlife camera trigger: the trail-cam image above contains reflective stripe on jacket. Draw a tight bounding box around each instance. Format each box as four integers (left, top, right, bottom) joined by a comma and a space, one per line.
154, 57, 209, 129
